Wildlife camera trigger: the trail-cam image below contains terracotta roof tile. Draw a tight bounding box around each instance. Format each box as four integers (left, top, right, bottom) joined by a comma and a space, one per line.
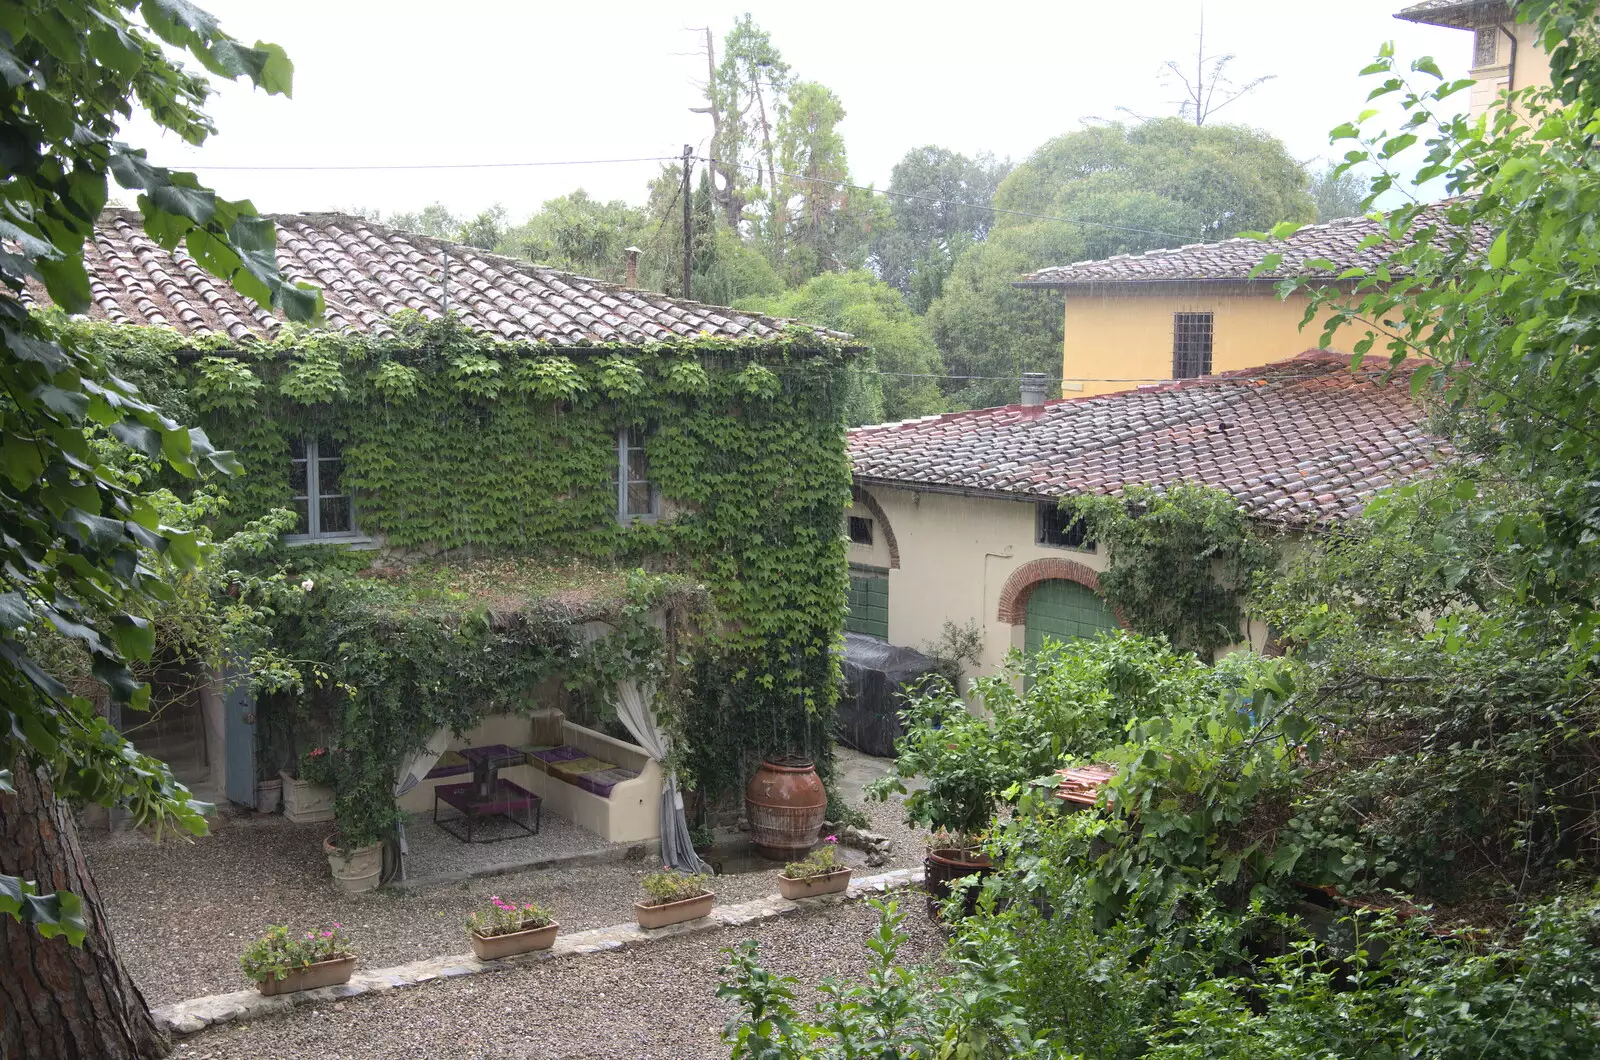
848, 353, 1445, 526
30, 210, 839, 346
1018, 203, 1484, 287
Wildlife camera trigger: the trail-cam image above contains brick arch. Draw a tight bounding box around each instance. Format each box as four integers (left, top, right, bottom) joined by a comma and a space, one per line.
996, 557, 1128, 628
850, 485, 899, 569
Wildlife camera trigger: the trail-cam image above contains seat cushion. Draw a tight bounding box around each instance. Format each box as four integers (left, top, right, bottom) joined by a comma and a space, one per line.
424, 749, 470, 779
574, 767, 641, 798
546, 755, 616, 784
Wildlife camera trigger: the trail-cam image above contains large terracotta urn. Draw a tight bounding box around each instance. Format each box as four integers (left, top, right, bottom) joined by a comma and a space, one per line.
744, 756, 827, 861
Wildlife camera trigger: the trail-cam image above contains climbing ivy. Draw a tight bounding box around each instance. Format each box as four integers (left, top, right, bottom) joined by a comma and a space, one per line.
63, 313, 856, 799
1068, 484, 1276, 658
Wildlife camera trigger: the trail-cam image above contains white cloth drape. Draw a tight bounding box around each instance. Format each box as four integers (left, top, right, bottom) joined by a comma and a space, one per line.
391, 727, 452, 880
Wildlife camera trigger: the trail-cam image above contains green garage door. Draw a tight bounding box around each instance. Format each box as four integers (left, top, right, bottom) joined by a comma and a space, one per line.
1025, 579, 1119, 654
846, 567, 889, 639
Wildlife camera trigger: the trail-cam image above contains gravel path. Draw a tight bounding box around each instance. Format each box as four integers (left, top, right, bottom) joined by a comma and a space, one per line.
176, 899, 943, 1060
85, 746, 927, 1007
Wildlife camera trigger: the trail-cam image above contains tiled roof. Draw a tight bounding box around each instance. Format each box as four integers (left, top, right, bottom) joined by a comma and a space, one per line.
24, 210, 832, 346
1395, 0, 1505, 28
848, 353, 1443, 526
1017, 204, 1480, 287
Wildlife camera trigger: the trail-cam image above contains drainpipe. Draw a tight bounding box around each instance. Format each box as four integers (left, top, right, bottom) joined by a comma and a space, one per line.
1020, 372, 1049, 406
1498, 22, 1518, 93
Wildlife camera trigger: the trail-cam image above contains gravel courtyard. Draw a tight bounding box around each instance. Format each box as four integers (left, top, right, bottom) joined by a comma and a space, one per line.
83, 748, 922, 1009
172, 897, 944, 1060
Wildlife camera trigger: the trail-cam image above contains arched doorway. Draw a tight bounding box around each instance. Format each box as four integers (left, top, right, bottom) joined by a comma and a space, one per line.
1024, 579, 1120, 654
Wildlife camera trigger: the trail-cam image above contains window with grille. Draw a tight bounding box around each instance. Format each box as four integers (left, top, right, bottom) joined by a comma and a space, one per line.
288, 436, 358, 540
615, 427, 659, 523
1172, 312, 1214, 379
1473, 27, 1499, 67
1037, 502, 1095, 551
848, 516, 874, 545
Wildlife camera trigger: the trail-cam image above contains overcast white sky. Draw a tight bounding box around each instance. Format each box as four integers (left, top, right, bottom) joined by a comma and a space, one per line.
123, 1, 1475, 221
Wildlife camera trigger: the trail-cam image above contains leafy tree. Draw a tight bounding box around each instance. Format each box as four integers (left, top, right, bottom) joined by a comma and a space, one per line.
926, 119, 1313, 409
769, 82, 888, 284
455, 204, 509, 250
694, 14, 792, 228
924, 223, 1079, 409
741, 271, 944, 424
501, 190, 648, 282
997, 119, 1313, 246
871, 146, 1010, 312
1308, 162, 1368, 222
0, 4, 318, 1057
384, 201, 461, 238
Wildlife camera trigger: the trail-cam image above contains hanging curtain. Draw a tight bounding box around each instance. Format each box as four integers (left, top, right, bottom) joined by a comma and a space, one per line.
615, 678, 708, 874
586, 620, 707, 873
390, 727, 451, 881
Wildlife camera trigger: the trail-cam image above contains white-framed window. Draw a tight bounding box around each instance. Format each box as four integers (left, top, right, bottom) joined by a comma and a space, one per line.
615, 426, 659, 524
287, 435, 362, 542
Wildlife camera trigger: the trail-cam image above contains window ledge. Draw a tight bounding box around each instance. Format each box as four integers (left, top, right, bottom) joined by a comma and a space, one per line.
1037, 541, 1097, 555
284, 533, 378, 550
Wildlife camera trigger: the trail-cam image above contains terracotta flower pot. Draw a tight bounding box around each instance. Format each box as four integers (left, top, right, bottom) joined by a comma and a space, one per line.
924, 848, 993, 920
634, 891, 715, 929
255, 954, 357, 996
324, 835, 383, 893
777, 867, 852, 900
744, 757, 826, 861
470, 921, 559, 960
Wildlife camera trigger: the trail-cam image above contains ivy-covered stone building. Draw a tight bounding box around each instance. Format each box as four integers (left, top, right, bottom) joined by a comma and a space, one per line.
34, 210, 859, 837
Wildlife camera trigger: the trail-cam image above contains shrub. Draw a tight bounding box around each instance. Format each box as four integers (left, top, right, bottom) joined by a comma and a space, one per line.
239, 923, 352, 983
465, 896, 554, 939
781, 839, 843, 880
640, 869, 711, 906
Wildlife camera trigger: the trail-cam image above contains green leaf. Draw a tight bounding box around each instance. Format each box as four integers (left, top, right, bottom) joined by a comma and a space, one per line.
1411, 56, 1444, 79
1487, 230, 1509, 268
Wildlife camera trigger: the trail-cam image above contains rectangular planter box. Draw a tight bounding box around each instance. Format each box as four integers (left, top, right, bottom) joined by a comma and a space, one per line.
255, 954, 356, 996
469, 921, 559, 960
777, 867, 852, 900
280, 770, 335, 824
634, 891, 715, 930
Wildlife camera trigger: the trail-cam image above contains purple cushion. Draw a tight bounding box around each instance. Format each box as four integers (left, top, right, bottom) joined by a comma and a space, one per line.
575, 767, 641, 797
530, 745, 588, 765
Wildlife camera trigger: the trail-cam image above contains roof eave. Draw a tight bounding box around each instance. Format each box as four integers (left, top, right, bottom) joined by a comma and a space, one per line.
1394, 0, 1507, 29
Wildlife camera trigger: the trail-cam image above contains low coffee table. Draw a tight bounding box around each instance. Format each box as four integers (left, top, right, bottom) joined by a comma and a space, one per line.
433, 779, 542, 843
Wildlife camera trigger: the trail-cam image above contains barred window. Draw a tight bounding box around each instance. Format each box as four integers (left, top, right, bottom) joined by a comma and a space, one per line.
1037, 502, 1095, 551
1172, 312, 1214, 380
848, 516, 874, 545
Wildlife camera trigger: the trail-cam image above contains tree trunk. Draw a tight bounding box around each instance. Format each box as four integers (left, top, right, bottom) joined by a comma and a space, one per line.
0, 759, 168, 1060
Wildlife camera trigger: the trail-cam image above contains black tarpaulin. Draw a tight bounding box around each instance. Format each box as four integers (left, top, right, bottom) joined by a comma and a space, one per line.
837, 634, 944, 757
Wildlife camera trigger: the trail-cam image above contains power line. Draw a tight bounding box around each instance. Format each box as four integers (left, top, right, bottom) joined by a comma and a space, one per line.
698, 156, 1195, 241
174, 155, 680, 172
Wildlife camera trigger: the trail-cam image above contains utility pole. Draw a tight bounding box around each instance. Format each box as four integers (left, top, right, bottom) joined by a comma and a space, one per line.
681, 144, 694, 301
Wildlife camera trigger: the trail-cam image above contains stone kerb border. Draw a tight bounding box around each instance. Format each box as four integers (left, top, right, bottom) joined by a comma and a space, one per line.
995, 557, 1129, 628
154, 867, 925, 1037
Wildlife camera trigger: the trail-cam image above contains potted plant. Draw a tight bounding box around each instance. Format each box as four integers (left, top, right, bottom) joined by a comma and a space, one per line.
281, 746, 336, 824
866, 688, 1001, 919
776, 836, 852, 900
466, 896, 559, 960
634, 869, 715, 929
240, 924, 355, 996
324, 772, 397, 893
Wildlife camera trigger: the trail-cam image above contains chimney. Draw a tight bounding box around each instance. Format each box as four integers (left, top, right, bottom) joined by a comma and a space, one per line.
1020, 372, 1049, 406
624, 246, 642, 289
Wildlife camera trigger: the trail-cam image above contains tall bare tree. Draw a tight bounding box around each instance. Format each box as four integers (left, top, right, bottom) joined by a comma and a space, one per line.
1162, 6, 1274, 126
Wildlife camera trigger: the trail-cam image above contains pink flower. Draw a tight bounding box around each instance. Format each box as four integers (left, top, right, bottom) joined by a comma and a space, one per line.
826, 835, 838, 843
332, 922, 342, 929
524, 904, 536, 911
321, 931, 333, 937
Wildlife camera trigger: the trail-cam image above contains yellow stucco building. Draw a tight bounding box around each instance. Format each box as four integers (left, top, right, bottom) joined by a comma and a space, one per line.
1397, 1, 1555, 119
1015, 213, 1402, 398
